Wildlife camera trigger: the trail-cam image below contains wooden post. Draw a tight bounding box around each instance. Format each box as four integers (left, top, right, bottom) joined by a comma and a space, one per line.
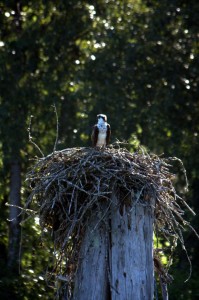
73, 192, 154, 300
73, 212, 108, 300
109, 193, 154, 300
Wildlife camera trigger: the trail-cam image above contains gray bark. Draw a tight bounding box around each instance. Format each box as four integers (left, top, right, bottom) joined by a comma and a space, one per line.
7, 159, 21, 272
73, 192, 154, 300
73, 212, 108, 300
109, 193, 154, 300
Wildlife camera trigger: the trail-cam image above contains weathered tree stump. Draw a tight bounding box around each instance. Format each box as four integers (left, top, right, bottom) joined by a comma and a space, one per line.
109, 193, 154, 300
73, 212, 109, 300
73, 193, 154, 300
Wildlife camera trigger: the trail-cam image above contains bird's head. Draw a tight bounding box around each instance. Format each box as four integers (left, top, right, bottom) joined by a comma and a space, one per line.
97, 114, 107, 122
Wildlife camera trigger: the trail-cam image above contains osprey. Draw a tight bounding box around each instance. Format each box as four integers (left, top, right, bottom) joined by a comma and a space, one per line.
91, 114, 111, 147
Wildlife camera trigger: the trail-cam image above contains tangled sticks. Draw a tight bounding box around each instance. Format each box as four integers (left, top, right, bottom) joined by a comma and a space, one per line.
26, 146, 196, 290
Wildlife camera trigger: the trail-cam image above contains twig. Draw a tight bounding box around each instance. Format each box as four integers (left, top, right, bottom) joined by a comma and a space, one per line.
52, 104, 59, 153
27, 115, 44, 157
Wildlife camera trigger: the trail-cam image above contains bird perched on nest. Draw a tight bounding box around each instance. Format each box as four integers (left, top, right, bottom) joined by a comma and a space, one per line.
91, 114, 111, 147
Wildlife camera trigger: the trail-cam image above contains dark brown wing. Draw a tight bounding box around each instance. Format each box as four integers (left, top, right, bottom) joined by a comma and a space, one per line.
91, 125, 99, 147
106, 124, 111, 145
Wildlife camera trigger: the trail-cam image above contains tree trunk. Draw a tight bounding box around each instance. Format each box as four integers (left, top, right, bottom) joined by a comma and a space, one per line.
73, 192, 154, 300
7, 159, 21, 272
109, 193, 154, 300
73, 212, 108, 300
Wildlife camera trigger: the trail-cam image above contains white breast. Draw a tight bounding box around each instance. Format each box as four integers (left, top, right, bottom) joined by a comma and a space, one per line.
96, 121, 107, 147
96, 132, 107, 147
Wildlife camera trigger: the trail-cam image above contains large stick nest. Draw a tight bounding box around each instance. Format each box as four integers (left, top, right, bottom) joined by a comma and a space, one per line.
26, 146, 196, 289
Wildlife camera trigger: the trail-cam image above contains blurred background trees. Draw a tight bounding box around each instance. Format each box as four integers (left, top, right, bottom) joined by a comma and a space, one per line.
0, 0, 198, 299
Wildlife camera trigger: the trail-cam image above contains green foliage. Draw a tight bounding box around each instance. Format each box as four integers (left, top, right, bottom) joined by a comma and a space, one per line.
0, 217, 55, 299
0, 0, 198, 298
